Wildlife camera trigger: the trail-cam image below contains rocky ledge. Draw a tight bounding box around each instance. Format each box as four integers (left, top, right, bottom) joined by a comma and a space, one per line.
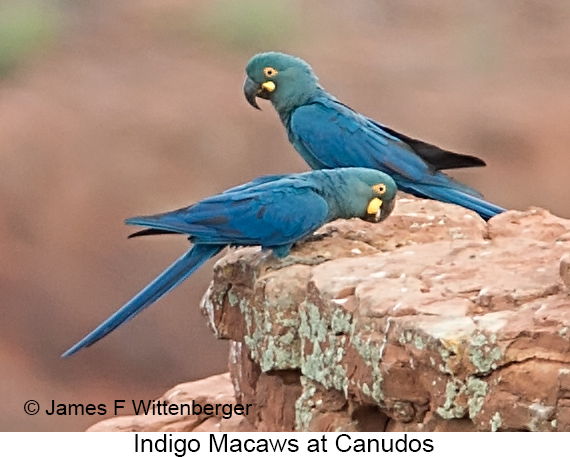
91, 198, 570, 432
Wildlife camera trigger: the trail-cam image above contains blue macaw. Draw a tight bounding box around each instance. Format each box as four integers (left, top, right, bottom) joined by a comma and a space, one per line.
243, 52, 505, 220
62, 168, 397, 357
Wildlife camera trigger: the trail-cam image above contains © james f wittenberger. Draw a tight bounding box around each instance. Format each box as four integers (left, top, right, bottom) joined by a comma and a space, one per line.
41, 399, 251, 419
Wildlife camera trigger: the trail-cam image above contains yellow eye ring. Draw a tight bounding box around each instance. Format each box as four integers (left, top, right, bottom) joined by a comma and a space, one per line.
373, 183, 387, 195
263, 67, 278, 78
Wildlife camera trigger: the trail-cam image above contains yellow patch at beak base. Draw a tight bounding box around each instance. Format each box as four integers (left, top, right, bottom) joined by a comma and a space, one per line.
261, 81, 276, 92
367, 198, 382, 215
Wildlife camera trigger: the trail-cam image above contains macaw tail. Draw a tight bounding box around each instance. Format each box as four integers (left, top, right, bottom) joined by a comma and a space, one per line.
405, 183, 505, 221
62, 244, 222, 357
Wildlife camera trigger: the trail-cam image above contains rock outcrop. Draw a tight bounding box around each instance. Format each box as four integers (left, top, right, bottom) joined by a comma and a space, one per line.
91, 198, 570, 432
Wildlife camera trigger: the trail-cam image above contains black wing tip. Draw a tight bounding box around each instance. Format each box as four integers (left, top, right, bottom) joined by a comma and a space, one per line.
128, 228, 179, 239
378, 124, 488, 170
458, 155, 486, 168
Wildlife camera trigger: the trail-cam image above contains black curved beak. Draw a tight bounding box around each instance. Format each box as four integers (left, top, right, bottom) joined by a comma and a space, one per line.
378, 198, 396, 222
243, 76, 271, 110
244, 77, 260, 109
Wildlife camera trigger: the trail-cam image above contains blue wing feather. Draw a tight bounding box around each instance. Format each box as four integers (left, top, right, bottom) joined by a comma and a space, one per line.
221, 173, 293, 194
290, 98, 480, 193
126, 182, 330, 247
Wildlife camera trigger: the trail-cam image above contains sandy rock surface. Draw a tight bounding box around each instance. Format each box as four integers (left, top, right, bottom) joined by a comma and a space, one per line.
202, 199, 570, 432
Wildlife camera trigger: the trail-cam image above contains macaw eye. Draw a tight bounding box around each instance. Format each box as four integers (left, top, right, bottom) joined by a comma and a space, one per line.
263, 67, 278, 78
373, 183, 387, 195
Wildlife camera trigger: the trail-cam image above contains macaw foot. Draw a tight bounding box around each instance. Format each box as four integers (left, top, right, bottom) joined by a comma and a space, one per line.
297, 232, 330, 244
268, 254, 330, 270
291, 229, 337, 250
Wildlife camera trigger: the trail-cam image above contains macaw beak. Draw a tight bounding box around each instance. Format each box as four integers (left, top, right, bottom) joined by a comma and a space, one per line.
364, 197, 396, 223
378, 197, 396, 222
243, 76, 272, 110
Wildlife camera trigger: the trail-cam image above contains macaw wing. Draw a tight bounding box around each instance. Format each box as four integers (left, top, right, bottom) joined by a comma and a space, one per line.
127, 183, 330, 248
128, 174, 297, 239
290, 100, 429, 177
375, 123, 486, 170
290, 98, 482, 196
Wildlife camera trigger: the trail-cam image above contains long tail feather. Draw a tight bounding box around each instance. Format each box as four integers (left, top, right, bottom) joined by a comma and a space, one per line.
405, 183, 505, 220
62, 244, 222, 357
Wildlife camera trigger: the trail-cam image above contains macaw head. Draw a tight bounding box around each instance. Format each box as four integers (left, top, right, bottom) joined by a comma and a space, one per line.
333, 168, 398, 223
244, 52, 319, 113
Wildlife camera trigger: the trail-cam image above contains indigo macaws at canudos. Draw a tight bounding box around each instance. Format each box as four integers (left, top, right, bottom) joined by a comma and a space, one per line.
243, 52, 505, 220
62, 168, 397, 357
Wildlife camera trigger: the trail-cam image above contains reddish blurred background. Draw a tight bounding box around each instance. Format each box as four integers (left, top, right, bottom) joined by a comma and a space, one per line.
2, 0, 569, 431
